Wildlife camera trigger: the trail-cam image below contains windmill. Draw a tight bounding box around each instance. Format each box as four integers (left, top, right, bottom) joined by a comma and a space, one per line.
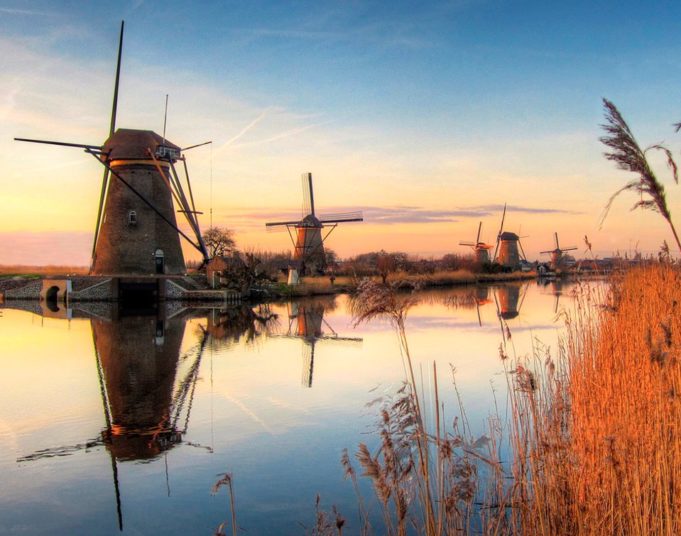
278, 298, 362, 387
265, 173, 363, 276
541, 232, 578, 270
492, 204, 527, 270
15, 21, 210, 276
459, 222, 493, 264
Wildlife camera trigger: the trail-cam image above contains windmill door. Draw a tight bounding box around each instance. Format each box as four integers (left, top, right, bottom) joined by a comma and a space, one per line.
154, 249, 165, 274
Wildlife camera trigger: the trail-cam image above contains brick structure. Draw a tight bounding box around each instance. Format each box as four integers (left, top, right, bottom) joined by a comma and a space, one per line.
91, 129, 185, 276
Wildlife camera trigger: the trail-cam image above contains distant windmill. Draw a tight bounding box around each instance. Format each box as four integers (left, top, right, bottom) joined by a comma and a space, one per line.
541, 232, 578, 270
492, 204, 527, 270
459, 222, 493, 264
15, 21, 210, 275
265, 173, 363, 275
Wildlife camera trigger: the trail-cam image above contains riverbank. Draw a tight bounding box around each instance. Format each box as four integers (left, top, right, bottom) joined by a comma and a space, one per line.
265, 269, 538, 298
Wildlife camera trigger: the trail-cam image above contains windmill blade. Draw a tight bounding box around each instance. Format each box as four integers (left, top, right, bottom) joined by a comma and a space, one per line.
92, 22, 125, 265
91, 166, 110, 263
181, 140, 212, 152
318, 211, 363, 224
459, 241, 476, 247
301, 172, 314, 216
563, 246, 579, 251
518, 239, 527, 261
110, 20, 124, 138
554, 232, 559, 250
540, 250, 553, 255
14, 138, 102, 151
476, 221, 482, 244
266, 219, 301, 227
493, 203, 507, 261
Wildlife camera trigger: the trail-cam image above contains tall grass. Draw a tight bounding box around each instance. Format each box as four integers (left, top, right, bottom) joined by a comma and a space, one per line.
342, 265, 681, 535
347, 279, 504, 535
508, 264, 681, 535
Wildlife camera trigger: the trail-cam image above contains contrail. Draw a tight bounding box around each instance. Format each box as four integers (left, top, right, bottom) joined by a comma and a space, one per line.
230, 121, 330, 150
217, 108, 270, 152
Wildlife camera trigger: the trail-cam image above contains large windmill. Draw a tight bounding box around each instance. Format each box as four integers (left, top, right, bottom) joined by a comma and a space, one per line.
15, 21, 210, 276
492, 204, 527, 270
459, 222, 493, 264
541, 232, 578, 270
265, 173, 363, 275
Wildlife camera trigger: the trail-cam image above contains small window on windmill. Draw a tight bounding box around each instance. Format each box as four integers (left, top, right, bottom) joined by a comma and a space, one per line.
155, 145, 179, 159
128, 210, 137, 226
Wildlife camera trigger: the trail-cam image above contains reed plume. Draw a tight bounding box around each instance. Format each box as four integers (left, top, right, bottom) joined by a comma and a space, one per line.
600, 98, 681, 253
212, 472, 237, 536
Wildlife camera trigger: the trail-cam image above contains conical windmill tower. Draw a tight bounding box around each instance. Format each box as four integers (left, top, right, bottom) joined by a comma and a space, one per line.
15, 21, 209, 276
493, 204, 527, 270
459, 222, 493, 264
541, 232, 578, 270
266, 173, 363, 275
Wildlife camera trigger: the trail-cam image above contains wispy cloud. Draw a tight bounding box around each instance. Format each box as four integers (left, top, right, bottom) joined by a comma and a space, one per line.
0, 7, 55, 16
227, 203, 580, 228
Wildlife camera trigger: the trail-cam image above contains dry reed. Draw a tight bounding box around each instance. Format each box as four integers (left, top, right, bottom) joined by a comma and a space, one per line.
347, 278, 503, 535
600, 98, 681, 253
508, 265, 681, 535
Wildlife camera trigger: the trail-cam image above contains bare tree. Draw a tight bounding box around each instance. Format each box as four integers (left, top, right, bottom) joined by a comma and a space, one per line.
203, 226, 236, 258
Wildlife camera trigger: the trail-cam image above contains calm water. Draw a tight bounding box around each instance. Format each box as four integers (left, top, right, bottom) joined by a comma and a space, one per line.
0, 280, 573, 535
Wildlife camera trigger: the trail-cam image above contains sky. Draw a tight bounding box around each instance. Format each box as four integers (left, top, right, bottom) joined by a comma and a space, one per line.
2, 0, 681, 265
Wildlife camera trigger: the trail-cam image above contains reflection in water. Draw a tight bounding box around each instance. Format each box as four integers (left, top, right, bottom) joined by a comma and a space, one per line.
282, 297, 362, 387
537, 278, 564, 313
205, 305, 278, 347
2, 282, 583, 535
15, 304, 279, 532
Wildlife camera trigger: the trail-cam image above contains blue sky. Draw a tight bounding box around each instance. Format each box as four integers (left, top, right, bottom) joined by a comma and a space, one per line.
2, 1, 681, 263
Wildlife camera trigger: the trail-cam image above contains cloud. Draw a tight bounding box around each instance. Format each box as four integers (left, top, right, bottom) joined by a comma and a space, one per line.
224, 203, 579, 228
0, 7, 55, 16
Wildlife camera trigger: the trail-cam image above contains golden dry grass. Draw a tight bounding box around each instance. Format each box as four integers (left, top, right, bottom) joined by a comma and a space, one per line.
339, 266, 681, 535
509, 264, 681, 535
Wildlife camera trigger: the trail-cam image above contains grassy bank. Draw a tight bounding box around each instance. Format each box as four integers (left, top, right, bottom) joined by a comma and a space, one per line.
272, 269, 536, 297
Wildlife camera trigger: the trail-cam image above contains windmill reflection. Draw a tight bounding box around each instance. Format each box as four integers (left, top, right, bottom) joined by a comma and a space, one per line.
282, 297, 362, 387
15, 304, 276, 531
537, 278, 564, 314
92, 313, 204, 461
493, 283, 528, 344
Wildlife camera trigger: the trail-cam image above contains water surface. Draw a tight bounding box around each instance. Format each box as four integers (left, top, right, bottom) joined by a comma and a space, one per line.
0, 280, 573, 535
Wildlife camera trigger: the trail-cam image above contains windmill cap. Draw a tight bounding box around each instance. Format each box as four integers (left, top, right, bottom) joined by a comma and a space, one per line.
499, 231, 519, 240
299, 214, 322, 227
102, 128, 181, 161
